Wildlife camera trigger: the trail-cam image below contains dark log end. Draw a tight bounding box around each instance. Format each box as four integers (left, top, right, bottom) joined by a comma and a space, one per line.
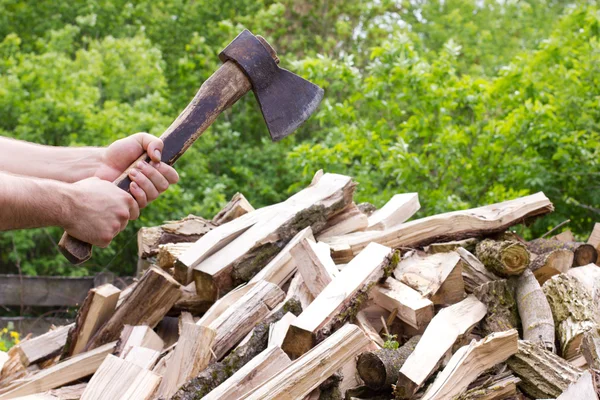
357, 351, 387, 389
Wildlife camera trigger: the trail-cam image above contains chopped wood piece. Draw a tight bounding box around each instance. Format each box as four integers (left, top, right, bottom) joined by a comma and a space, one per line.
268, 312, 297, 348
581, 328, 600, 369
515, 269, 555, 352
0, 345, 27, 388
203, 346, 291, 400
355, 311, 384, 347
455, 373, 520, 400
0, 353, 7, 376
64, 284, 121, 357
506, 340, 582, 399
557, 370, 599, 400
212, 192, 255, 225
366, 193, 420, 231
282, 243, 394, 359
291, 238, 338, 297
196, 283, 253, 327
316, 203, 368, 239
371, 277, 434, 330
567, 263, 600, 307
357, 335, 419, 390
421, 330, 518, 400
208, 280, 285, 359
475, 239, 530, 277
426, 238, 478, 254
170, 282, 212, 316
0, 342, 116, 399
473, 280, 518, 335
157, 242, 194, 271
137, 215, 216, 259
115, 325, 164, 358
80, 354, 161, 400
284, 273, 314, 311
528, 238, 598, 267
542, 274, 598, 359
85, 267, 181, 351
250, 227, 315, 287
394, 295, 487, 399
16, 324, 72, 367
48, 382, 88, 399
323, 192, 553, 263
393, 250, 465, 305
245, 324, 371, 400
554, 230, 575, 243
191, 173, 355, 301
457, 247, 500, 293
123, 346, 161, 370
589, 223, 600, 248
529, 249, 573, 284
155, 323, 216, 398
171, 298, 302, 399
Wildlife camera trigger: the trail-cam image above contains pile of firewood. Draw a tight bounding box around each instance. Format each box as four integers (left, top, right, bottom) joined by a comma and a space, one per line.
1, 170, 600, 400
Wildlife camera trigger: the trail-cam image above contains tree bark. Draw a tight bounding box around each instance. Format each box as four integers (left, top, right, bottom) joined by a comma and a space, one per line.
528, 238, 598, 267
473, 279, 518, 335
475, 239, 530, 277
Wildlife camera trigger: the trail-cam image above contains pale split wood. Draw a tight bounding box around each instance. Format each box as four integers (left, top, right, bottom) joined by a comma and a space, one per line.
567, 263, 600, 309
291, 238, 337, 297
66, 284, 121, 357
581, 328, 600, 369
557, 370, 599, 400
250, 226, 315, 287
123, 346, 161, 370
284, 273, 314, 311
355, 311, 384, 347
268, 312, 297, 348
157, 242, 194, 270
212, 192, 255, 225
316, 203, 368, 239
456, 247, 500, 293
0, 342, 116, 399
323, 192, 554, 263
245, 324, 370, 400
371, 277, 434, 330
588, 223, 600, 248
395, 295, 487, 399
16, 324, 72, 366
366, 193, 420, 231
455, 374, 520, 400
115, 325, 164, 358
421, 330, 519, 400
0, 353, 7, 377
529, 249, 573, 285
196, 283, 253, 327
155, 322, 216, 398
282, 242, 394, 359
554, 230, 575, 243
80, 354, 161, 400
203, 346, 291, 400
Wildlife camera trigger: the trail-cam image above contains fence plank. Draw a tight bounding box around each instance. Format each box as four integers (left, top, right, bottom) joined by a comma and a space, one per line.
0, 317, 73, 336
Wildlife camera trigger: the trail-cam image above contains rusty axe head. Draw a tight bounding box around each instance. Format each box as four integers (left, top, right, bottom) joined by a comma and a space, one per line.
219, 30, 324, 141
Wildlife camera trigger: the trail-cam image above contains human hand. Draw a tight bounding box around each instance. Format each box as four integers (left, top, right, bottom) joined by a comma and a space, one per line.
94, 133, 179, 208
64, 178, 140, 247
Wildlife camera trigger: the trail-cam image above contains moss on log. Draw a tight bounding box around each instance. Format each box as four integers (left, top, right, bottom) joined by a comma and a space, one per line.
475, 239, 530, 277
473, 279, 518, 335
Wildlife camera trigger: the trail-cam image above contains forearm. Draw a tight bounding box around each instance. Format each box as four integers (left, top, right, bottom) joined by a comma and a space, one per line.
0, 172, 72, 231
0, 137, 104, 183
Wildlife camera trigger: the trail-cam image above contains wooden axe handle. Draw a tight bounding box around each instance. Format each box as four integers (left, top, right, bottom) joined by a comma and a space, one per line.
58, 60, 256, 264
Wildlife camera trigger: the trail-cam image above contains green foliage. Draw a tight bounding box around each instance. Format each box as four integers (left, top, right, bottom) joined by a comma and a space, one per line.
383, 333, 400, 350
0, 0, 598, 276
0, 324, 20, 351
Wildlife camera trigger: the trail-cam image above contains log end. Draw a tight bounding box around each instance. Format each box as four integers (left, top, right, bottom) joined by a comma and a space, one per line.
192, 269, 219, 303
357, 351, 387, 390
281, 325, 314, 360
574, 244, 598, 267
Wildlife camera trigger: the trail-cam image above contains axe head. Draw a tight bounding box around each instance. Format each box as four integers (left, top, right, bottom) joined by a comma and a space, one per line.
219, 30, 324, 142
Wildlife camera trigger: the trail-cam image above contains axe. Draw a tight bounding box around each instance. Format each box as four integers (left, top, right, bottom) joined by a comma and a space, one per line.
58, 30, 324, 264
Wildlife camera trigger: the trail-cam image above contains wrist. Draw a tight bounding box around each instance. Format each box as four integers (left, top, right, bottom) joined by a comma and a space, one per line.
48, 180, 79, 229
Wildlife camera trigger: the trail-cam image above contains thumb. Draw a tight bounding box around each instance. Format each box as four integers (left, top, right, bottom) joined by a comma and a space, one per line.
134, 132, 164, 163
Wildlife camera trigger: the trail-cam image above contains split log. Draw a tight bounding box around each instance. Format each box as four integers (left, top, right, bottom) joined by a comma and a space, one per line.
158, 242, 194, 271
203, 346, 291, 400
426, 238, 478, 254
515, 269, 555, 352
475, 239, 530, 277
171, 298, 302, 400
63, 284, 121, 357
366, 193, 420, 231
588, 222, 600, 249
196, 283, 253, 327
420, 330, 518, 400
322, 192, 553, 263
567, 263, 600, 308
291, 238, 338, 297
529, 249, 573, 285
123, 346, 161, 370
282, 242, 394, 359
455, 373, 520, 400
268, 312, 297, 348
170, 282, 212, 316
80, 354, 161, 400
250, 227, 315, 287
394, 295, 487, 399
191, 172, 355, 301
85, 267, 181, 351
0, 342, 116, 399
357, 335, 420, 390
355, 311, 384, 347
528, 238, 598, 267
506, 340, 582, 399
472, 280, 518, 335
393, 250, 465, 305
581, 328, 600, 369
245, 324, 370, 400
16, 324, 72, 367
542, 274, 598, 359
47, 382, 88, 399
212, 192, 255, 225
557, 370, 599, 400
208, 280, 285, 359
284, 273, 314, 310
115, 325, 164, 357
0, 346, 27, 388
137, 215, 216, 260
553, 230, 575, 243
457, 247, 500, 293
316, 203, 368, 239
371, 277, 434, 330
155, 323, 216, 398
